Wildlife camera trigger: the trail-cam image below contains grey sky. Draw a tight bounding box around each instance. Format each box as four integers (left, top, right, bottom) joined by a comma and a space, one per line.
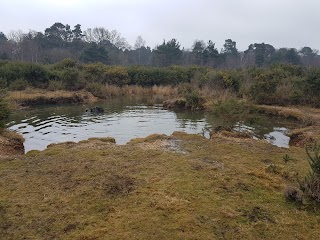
1, 0, 319, 51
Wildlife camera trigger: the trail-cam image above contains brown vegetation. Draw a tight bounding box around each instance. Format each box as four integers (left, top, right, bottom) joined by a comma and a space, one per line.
288, 129, 315, 147
0, 129, 24, 158
255, 105, 316, 125
210, 129, 253, 139
7, 89, 97, 106
163, 98, 188, 109
1, 132, 320, 239
6, 85, 178, 106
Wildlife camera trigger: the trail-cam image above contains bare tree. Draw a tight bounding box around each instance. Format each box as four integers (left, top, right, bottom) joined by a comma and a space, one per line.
109, 29, 130, 50
7, 30, 25, 61
83, 27, 130, 50
134, 35, 146, 49
134, 36, 146, 64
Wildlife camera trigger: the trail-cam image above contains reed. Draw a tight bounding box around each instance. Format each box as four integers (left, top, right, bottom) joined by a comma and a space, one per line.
8, 89, 97, 105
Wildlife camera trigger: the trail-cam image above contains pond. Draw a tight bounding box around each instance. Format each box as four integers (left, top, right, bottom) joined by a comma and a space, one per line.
7, 97, 299, 152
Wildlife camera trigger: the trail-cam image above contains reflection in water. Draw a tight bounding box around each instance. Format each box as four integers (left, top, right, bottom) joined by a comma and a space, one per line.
7, 97, 299, 152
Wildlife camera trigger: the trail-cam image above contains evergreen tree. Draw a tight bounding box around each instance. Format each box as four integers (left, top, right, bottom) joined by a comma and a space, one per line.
153, 39, 182, 67
80, 43, 108, 64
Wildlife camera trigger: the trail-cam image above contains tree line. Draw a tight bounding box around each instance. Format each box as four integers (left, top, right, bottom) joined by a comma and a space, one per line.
0, 22, 319, 68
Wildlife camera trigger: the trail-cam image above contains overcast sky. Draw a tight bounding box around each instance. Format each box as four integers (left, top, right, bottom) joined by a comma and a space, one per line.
1, 0, 319, 51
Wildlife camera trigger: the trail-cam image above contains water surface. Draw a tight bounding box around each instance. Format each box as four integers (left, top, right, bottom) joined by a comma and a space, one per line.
8, 97, 298, 152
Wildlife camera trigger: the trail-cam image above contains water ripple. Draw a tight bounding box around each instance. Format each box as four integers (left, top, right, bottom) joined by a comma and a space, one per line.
8, 100, 297, 152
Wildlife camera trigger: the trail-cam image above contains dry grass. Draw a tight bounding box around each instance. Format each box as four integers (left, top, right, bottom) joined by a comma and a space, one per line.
0, 129, 24, 158
7, 89, 97, 106
274, 81, 295, 100
121, 85, 151, 95
201, 87, 237, 103
86, 84, 178, 99
151, 85, 178, 96
1, 129, 24, 142
102, 85, 178, 97
1, 132, 320, 239
6, 84, 176, 105
9, 88, 79, 99
255, 105, 317, 126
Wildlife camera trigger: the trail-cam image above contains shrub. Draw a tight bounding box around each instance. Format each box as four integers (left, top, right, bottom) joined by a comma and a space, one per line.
0, 62, 23, 85
127, 66, 191, 86
0, 62, 51, 87
86, 82, 107, 98
177, 82, 193, 96
211, 99, 251, 117
305, 68, 320, 95
23, 63, 50, 87
0, 77, 7, 89
220, 70, 241, 92
203, 70, 226, 90
47, 80, 65, 91
54, 58, 78, 70
295, 143, 320, 204
284, 186, 303, 203
0, 98, 10, 128
247, 66, 304, 104
283, 154, 292, 164
273, 64, 304, 77
60, 70, 81, 91
306, 143, 320, 175
83, 63, 106, 82
104, 66, 129, 86
190, 70, 208, 88
9, 79, 29, 91
185, 91, 204, 110
211, 99, 254, 126
249, 77, 278, 104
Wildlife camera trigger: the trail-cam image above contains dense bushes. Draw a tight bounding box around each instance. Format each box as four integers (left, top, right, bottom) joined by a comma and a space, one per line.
286, 143, 320, 205
300, 144, 320, 203
0, 59, 319, 106
0, 97, 10, 129
246, 65, 320, 106
60, 69, 82, 90
9, 79, 29, 90
82, 63, 106, 82
210, 99, 254, 125
305, 68, 320, 95
185, 91, 205, 110
127, 65, 190, 86
0, 61, 50, 87
23, 64, 49, 87
104, 66, 129, 85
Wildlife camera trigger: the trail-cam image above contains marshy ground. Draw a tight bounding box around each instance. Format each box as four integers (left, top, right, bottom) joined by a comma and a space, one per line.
1, 122, 320, 239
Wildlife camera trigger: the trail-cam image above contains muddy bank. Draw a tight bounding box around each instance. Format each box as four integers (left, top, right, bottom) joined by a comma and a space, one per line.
0, 129, 24, 158
163, 98, 188, 109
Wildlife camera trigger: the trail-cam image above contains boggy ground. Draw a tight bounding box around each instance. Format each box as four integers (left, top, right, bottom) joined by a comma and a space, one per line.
1, 130, 320, 240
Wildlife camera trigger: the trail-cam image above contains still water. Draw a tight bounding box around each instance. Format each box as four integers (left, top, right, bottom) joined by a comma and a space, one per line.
7, 97, 298, 152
